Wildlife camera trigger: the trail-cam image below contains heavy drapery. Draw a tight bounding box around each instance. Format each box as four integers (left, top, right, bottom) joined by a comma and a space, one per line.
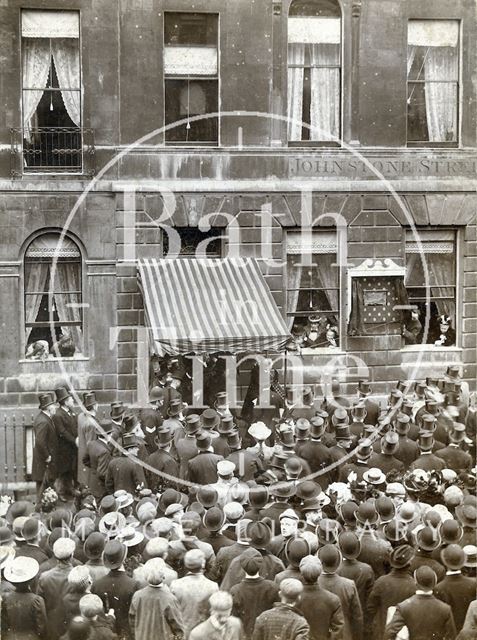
51, 261, 83, 350
25, 262, 50, 343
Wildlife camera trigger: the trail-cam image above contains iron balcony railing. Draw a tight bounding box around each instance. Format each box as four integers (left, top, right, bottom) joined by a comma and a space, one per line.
10, 127, 95, 177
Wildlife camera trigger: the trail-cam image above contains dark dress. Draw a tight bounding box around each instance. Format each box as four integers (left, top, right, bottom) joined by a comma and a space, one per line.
1, 589, 47, 640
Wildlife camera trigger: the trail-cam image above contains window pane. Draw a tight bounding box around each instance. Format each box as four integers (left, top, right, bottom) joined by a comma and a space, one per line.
407, 82, 457, 142
408, 45, 458, 82
164, 13, 218, 46
289, 0, 341, 18
163, 228, 222, 257
405, 252, 455, 287
165, 79, 218, 143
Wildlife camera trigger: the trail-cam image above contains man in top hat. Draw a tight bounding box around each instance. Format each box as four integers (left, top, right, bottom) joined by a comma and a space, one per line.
212, 416, 235, 457
410, 432, 446, 472
83, 419, 114, 501
53, 386, 78, 501
366, 544, 416, 640
175, 414, 200, 480
110, 401, 126, 440
436, 423, 473, 471
121, 413, 149, 462
290, 386, 319, 422
349, 402, 373, 441
188, 433, 224, 486
323, 380, 351, 422
145, 425, 179, 492
339, 438, 373, 483
295, 416, 333, 489
435, 544, 477, 633
384, 567, 456, 640
369, 431, 405, 475
32, 392, 58, 503
105, 432, 147, 496
226, 430, 263, 482
393, 413, 419, 468
139, 387, 165, 453
77, 391, 99, 486
357, 380, 380, 425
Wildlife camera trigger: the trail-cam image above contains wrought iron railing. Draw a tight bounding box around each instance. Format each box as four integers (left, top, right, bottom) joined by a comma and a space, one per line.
10, 127, 95, 177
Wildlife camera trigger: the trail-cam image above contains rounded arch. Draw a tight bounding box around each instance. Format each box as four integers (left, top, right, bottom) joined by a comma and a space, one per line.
20, 226, 87, 261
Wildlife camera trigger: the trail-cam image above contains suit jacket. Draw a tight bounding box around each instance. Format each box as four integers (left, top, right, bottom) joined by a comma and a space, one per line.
253, 603, 309, 640
362, 397, 381, 426
145, 448, 179, 491
226, 448, 263, 482
92, 569, 140, 640
170, 573, 219, 638
190, 616, 242, 640
298, 583, 344, 640
366, 569, 416, 640
83, 437, 113, 499
394, 436, 419, 468
105, 455, 146, 495
53, 406, 78, 472
230, 577, 279, 639
410, 453, 446, 472
384, 593, 456, 640
409, 551, 446, 583
435, 573, 477, 632
435, 445, 473, 472
221, 549, 284, 592
318, 573, 363, 640
32, 410, 58, 481
295, 439, 333, 488
337, 558, 375, 616
1, 590, 47, 640
187, 451, 224, 485
77, 411, 98, 485
368, 452, 405, 475
357, 531, 391, 578
38, 561, 73, 639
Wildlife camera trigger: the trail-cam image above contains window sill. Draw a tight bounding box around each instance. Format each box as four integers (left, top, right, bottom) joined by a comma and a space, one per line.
400, 345, 461, 353
19, 356, 89, 364
299, 347, 345, 356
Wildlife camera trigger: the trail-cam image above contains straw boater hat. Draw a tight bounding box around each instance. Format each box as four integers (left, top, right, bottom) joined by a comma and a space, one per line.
4, 557, 39, 584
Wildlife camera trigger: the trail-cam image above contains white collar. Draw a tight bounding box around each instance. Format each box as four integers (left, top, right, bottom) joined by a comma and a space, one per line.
446, 570, 461, 575
416, 590, 433, 596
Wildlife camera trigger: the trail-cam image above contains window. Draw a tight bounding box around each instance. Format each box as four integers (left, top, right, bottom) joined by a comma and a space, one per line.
404, 229, 457, 346
21, 10, 82, 171
164, 13, 219, 145
163, 227, 223, 258
287, 0, 341, 144
286, 230, 340, 347
24, 233, 83, 359
407, 20, 460, 145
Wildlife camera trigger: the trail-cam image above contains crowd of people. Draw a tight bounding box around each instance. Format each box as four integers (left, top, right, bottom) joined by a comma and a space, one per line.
0, 363, 476, 640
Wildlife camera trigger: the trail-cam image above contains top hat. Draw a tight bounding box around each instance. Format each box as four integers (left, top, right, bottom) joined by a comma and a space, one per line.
388, 389, 403, 407
332, 407, 350, 427
426, 376, 439, 387
158, 488, 188, 514
122, 433, 138, 450
123, 413, 139, 433
269, 451, 288, 470
156, 427, 174, 447
168, 399, 187, 417
441, 544, 465, 571
103, 540, 127, 570
227, 431, 241, 450
110, 401, 126, 420
196, 432, 212, 451
149, 386, 165, 403
4, 557, 39, 584
83, 392, 97, 410
96, 419, 113, 436
351, 403, 367, 420
395, 413, 410, 435
295, 418, 310, 437
445, 365, 461, 380
396, 380, 411, 393
356, 438, 373, 460
335, 423, 352, 441
38, 392, 55, 410
420, 414, 437, 432
338, 532, 361, 561
310, 416, 326, 439
414, 381, 427, 396
418, 431, 434, 451
285, 387, 297, 404
424, 400, 439, 416
302, 386, 314, 405
215, 392, 229, 408
218, 416, 236, 435
278, 427, 295, 448
449, 422, 466, 443
381, 431, 399, 455
199, 408, 220, 431
54, 386, 71, 404
358, 380, 372, 396
184, 414, 201, 434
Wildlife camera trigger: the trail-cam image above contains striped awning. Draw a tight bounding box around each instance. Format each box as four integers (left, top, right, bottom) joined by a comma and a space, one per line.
138, 258, 290, 355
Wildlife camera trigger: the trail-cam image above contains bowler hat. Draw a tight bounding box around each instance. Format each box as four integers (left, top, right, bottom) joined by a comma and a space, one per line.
296, 480, 321, 501
441, 544, 466, 571
384, 518, 408, 544
38, 392, 55, 410
22, 518, 42, 541
339, 501, 358, 526
218, 416, 236, 435
441, 519, 463, 544
54, 386, 71, 403
317, 518, 341, 545
6, 500, 35, 524
415, 566, 437, 590
0, 526, 14, 546
339, 531, 361, 559
158, 488, 188, 514
199, 408, 220, 430
285, 537, 310, 567
318, 544, 341, 572
356, 501, 378, 526
390, 544, 414, 569
84, 532, 106, 560
100, 495, 117, 515
203, 506, 226, 532
197, 486, 218, 508
375, 496, 395, 523
83, 392, 97, 410
416, 526, 441, 552
103, 540, 127, 570
110, 402, 126, 420
248, 486, 269, 508
455, 504, 477, 529
247, 521, 271, 549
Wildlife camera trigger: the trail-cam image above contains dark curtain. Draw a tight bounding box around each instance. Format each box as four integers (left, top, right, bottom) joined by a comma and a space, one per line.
348, 279, 366, 336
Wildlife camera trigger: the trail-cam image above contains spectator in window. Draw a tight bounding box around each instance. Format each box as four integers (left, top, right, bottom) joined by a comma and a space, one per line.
402, 309, 422, 345
430, 315, 456, 347
52, 332, 76, 358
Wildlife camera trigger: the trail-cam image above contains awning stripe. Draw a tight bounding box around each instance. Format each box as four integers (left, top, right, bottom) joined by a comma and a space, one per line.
138, 258, 290, 355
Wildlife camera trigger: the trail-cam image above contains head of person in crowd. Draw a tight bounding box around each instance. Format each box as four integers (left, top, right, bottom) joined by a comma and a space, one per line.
240, 549, 263, 579
278, 578, 304, 607
4, 556, 40, 593
184, 548, 206, 574
68, 565, 93, 595
279, 508, 299, 539
414, 565, 437, 594
53, 537, 76, 564
209, 591, 234, 627
79, 594, 106, 622
64, 616, 92, 640
299, 555, 323, 585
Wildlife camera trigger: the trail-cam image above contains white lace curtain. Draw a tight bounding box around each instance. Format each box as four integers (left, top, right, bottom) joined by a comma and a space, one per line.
51, 262, 83, 350
22, 36, 80, 136
287, 43, 305, 141
310, 43, 340, 141
424, 47, 458, 142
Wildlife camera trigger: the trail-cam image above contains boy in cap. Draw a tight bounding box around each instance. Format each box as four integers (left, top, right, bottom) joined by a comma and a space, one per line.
252, 578, 309, 640
79, 593, 116, 640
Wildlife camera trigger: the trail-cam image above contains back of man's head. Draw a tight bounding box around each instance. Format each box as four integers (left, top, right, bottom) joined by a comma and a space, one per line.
299, 555, 322, 585
279, 578, 303, 604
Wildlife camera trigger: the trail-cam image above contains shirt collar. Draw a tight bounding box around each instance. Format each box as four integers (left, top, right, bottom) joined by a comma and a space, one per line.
446, 570, 461, 575
416, 590, 433, 596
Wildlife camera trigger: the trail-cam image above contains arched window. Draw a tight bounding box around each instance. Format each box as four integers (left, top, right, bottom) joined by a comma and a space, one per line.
24, 232, 83, 358
288, 0, 341, 143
